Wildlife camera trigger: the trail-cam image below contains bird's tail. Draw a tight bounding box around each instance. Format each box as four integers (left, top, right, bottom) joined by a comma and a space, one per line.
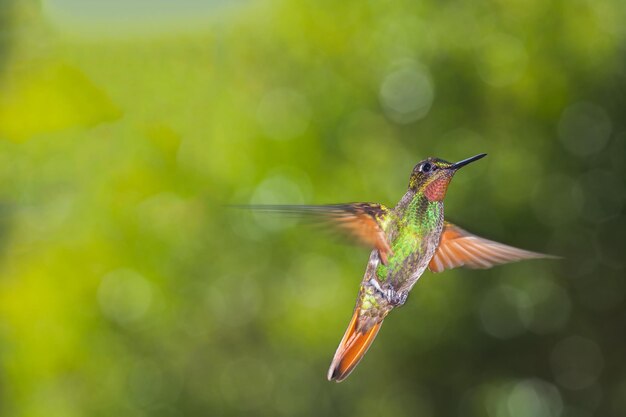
327, 309, 383, 382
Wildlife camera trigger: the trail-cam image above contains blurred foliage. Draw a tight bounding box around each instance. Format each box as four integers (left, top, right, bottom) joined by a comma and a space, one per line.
0, 0, 625, 416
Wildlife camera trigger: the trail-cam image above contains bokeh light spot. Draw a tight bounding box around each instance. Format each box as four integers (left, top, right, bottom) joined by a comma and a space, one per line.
523, 278, 571, 334
257, 88, 311, 141
558, 101, 612, 156
507, 379, 563, 417
579, 169, 626, 223
551, 336, 604, 390
379, 61, 435, 124
476, 33, 528, 87
250, 173, 306, 231
98, 269, 153, 325
479, 285, 532, 339
532, 174, 584, 226
460, 379, 562, 417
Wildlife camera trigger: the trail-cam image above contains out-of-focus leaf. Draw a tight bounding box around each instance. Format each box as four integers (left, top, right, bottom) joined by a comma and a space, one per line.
0, 63, 121, 141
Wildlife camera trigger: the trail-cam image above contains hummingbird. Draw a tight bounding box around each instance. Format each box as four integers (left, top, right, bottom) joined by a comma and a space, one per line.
247, 153, 556, 382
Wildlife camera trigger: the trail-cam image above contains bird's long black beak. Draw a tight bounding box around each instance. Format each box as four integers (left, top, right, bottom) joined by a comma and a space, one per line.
449, 153, 487, 170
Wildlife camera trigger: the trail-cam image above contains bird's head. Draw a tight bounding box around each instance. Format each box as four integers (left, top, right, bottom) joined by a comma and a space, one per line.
408, 153, 487, 201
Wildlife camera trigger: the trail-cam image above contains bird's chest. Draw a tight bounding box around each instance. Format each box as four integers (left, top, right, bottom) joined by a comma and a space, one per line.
374, 202, 444, 291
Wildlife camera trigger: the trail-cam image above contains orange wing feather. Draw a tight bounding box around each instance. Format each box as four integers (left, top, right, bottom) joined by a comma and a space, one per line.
429, 222, 558, 273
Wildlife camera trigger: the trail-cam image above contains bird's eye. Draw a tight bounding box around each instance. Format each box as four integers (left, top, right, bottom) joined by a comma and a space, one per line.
422, 163, 432, 173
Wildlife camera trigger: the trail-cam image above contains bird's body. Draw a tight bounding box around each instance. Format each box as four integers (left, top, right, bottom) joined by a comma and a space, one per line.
246, 153, 557, 382
351, 193, 444, 334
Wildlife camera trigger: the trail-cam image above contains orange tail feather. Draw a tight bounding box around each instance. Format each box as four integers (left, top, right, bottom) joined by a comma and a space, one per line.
327, 309, 383, 382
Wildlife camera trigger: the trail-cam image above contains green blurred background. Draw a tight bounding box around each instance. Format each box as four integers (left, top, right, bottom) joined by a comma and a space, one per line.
0, 0, 625, 416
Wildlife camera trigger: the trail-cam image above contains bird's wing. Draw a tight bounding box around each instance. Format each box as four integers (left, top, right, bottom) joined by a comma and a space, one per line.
243, 203, 393, 264
428, 221, 557, 273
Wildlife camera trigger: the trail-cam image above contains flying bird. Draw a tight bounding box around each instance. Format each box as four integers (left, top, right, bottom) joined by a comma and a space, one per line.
246, 154, 556, 382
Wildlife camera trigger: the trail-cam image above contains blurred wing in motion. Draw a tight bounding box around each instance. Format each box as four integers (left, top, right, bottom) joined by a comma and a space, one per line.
243, 203, 393, 264
428, 222, 558, 273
